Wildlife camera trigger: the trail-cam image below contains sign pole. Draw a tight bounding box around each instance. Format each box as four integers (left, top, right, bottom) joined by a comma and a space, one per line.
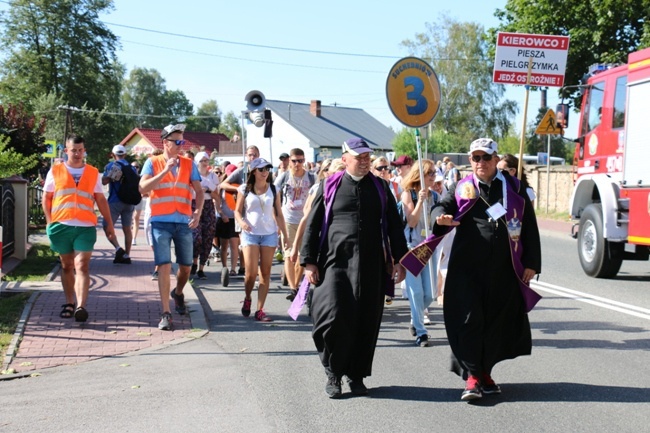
546, 134, 551, 213
517, 57, 533, 180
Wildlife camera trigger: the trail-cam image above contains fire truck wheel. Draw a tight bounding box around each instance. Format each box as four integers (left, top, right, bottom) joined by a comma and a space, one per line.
577, 203, 623, 278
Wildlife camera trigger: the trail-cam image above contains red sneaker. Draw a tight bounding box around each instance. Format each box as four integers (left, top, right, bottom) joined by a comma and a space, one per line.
254, 309, 273, 322
461, 375, 482, 401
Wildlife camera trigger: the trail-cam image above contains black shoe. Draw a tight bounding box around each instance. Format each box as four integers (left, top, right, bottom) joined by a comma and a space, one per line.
74, 306, 88, 323
409, 325, 417, 336
415, 334, 429, 347
325, 376, 342, 399
221, 268, 230, 287
197, 270, 207, 280
113, 247, 131, 264
190, 264, 198, 275
347, 377, 368, 396
238, 267, 245, 276
481, 374, 501, 395
170, 288, 187, 315
286, 289, 297, 301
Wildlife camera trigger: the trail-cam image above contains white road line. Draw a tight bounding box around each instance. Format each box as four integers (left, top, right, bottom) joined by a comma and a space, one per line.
531, 281, 650, 321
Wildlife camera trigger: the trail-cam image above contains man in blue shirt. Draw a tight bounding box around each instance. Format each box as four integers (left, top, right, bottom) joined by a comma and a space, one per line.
102, 145, 135, 264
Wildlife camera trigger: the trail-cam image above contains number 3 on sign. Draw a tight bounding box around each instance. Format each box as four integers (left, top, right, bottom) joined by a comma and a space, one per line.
386, 57, 442, 128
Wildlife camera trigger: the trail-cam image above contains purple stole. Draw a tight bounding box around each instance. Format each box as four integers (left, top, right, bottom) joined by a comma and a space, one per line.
289, 170, 393, 319
399, 173, 541, 313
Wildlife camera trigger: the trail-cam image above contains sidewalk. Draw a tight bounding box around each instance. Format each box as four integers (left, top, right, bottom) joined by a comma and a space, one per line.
1, 227, 206, 374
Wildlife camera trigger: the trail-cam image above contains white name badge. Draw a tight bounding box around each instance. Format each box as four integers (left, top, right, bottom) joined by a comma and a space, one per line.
486, 202, 506, 220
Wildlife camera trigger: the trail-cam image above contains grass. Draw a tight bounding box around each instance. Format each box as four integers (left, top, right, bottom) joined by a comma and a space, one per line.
0, 292, 31, 366
3, 243, 58, 282
536, 210, 571, 221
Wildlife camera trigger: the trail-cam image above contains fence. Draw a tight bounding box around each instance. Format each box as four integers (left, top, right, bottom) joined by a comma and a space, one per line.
28, 185, 46, 228
1, 181, 15, 259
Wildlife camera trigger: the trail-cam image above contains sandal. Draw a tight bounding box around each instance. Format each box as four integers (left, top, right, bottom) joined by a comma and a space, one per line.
59, 303, 75, 319
74, 306, 89, 323
229, 269, 237, 276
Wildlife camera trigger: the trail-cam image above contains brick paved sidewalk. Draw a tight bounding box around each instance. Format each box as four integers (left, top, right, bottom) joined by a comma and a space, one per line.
4, 230, 201, 373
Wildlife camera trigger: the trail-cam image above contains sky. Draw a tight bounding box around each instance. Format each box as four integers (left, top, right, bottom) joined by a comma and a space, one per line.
3, 0, 573, 138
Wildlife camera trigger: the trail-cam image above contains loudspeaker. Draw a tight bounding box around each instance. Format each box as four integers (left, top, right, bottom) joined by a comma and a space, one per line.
245, 90, 266, 112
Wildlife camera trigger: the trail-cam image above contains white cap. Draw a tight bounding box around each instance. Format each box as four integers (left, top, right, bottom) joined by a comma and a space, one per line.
112, 145, 127, 155
468, 138, 498, 155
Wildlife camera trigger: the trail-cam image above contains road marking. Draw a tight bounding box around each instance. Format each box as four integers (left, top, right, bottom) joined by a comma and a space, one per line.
531, 281, 650, 321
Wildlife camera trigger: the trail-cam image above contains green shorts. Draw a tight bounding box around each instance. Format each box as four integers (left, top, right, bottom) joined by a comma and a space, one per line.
47, 222, 97, 254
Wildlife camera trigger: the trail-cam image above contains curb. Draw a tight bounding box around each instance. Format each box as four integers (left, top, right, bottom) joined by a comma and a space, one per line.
1, 291, 39, 373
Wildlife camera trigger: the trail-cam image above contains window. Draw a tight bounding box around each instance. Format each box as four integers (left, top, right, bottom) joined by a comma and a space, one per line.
612, 76, 627, 129
581, 82, 605, 135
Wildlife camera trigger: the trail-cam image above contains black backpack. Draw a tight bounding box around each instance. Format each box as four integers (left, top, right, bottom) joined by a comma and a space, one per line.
116, 162, 142, 205
397, 189, 418, 228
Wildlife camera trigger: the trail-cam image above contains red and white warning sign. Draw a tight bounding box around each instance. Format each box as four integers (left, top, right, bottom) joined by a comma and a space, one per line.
493, 32, 570, 87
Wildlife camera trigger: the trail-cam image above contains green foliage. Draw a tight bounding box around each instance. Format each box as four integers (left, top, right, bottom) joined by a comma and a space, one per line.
0, 103, 47, 157
0, 0, 126, 166
3, 243, 58, 282
400, 15, 518, 150
392, 128, 417, 159
491, 0, 650, 108
120, 67, 193, 129
0, 135, 40, 178
217, 111, 242, 139
185, 100, 222, 132
0, 292, 31, 362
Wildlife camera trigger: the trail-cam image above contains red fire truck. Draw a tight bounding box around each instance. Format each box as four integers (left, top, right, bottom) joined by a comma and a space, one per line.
570, 47, 650, 277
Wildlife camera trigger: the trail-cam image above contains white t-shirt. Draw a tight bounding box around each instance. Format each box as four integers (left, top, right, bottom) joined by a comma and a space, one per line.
238, 184, 278, 235
44, 164, 104, 227
275, 171, 314, 224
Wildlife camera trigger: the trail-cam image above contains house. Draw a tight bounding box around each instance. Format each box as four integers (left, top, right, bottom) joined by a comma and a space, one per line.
119, 128, 230, 157
237, 99, 396, 164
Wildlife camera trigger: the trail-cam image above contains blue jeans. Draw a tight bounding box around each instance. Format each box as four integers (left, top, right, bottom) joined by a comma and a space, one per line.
151, 222, 193, 266
405, 248, 438, 337
240, 232, 278, 248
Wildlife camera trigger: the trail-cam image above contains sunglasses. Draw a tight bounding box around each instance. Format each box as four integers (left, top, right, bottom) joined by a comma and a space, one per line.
291, 159, 305, 164
256, 167, 271, 172
425, 170, 436, 177
199, 159, 209, 163
471, 154, 494, 163
375, 165, 390, 171
166, 139, 186, 146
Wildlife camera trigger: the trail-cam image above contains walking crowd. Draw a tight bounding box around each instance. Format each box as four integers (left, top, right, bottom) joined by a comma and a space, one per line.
42, 129, 541, 402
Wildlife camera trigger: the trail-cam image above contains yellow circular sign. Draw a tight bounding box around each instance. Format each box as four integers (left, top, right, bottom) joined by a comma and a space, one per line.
386, 57, 441, 128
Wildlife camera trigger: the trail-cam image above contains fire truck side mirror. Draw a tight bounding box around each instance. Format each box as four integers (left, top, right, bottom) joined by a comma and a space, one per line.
556, 103, 569, 129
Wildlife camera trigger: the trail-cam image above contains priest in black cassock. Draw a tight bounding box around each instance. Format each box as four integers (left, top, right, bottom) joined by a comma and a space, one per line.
433, 138, 542, 402
301, 138, 408, 399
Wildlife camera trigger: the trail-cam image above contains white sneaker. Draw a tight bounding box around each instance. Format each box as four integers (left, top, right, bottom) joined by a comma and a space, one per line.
132, 239, 137, 245
423, 309, 431, 325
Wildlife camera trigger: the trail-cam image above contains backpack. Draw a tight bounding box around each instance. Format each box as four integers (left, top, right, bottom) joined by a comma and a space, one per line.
115, 162, 142, 205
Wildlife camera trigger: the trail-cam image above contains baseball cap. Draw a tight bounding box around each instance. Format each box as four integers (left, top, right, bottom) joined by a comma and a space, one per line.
225, 164, 238, 176
279, 153, 289, 160
434, 174, 444, 183
468, 138, 498, 155
390, 155, 414, 167
250, 158, 273, 170
342, 137, 372, 156
161, 123, 186, 140
112, 145, 126, 155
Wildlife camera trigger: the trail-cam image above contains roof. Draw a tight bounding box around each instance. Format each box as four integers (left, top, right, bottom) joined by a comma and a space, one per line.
120, 128, 230, 153
264, 100, 395, 150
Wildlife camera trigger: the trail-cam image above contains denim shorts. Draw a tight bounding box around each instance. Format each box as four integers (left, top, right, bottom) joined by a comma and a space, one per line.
103, 200, 134, 228
151, 221, 193, 266
240, 231, 278, 248
47, 222, 97, 254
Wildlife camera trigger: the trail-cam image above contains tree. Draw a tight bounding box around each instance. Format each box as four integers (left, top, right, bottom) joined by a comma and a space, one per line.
185, 100, 222, 132
120, 67, 193, 129
0, 0, 125, 165
217, 111, 242, 139
491, 0, 650, 108
0, 135, 40, 179
400, 15, 518, 152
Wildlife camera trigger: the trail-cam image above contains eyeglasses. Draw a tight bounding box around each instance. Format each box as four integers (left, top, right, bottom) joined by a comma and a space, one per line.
425, 170, 436, 177
215, 171, 222, 175
471, 154, 494, 163
166, 139, 186, 146
256, 167, 271, 172
199, 159, 209, 163
291, 159, 305, 164
375, 165, 390, 171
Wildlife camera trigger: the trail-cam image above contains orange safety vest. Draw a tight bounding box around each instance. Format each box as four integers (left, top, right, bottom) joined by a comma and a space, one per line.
149, 155, 193, 217
51, 163, 99, 224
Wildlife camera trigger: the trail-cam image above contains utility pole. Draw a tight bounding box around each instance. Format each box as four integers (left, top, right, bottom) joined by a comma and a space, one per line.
57, 105, 76, 159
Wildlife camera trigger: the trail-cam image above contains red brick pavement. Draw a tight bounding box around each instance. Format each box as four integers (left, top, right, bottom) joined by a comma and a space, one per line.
7, 234, 195, 373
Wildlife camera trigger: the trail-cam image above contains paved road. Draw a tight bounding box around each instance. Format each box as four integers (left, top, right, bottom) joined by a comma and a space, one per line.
1, 219, 649, 432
